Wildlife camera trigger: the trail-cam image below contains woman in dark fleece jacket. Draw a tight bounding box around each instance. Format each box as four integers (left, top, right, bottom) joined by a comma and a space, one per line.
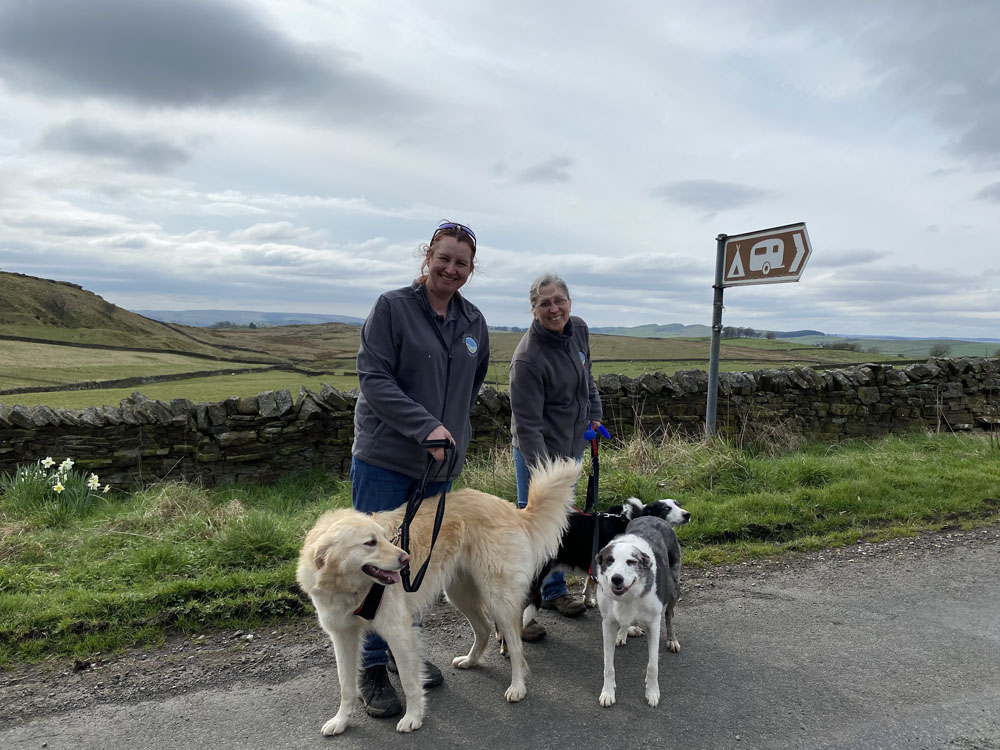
509, 272, 603, 642
351, 220, 489, 719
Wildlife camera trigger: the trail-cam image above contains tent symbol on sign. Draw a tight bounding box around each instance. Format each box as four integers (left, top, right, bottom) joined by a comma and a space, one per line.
749, 239, 784, 275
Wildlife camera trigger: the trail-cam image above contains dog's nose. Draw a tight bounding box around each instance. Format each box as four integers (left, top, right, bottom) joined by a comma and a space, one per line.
611, 574, 623, 586
682, 511, 691, 521
399, 551, 410, 565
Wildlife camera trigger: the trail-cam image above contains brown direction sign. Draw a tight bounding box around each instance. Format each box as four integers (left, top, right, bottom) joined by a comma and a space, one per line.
722, 222, 812, 287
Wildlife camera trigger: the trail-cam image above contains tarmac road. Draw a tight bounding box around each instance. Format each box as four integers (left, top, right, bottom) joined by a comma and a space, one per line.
2, 529, 998, 750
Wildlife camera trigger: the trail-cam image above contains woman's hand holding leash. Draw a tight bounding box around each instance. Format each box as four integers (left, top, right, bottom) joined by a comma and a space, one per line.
424, 425, 455, 461
583, 421, 610, 442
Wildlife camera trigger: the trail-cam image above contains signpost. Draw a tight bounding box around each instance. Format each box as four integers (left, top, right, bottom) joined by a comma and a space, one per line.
706, 222, 813, 437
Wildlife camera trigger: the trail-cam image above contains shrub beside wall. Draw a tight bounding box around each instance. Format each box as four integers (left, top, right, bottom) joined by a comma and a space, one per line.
0, 358, 997, 488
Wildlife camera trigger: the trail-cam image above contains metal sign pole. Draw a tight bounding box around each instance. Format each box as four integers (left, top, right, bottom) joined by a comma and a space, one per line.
706, 233, 726, 438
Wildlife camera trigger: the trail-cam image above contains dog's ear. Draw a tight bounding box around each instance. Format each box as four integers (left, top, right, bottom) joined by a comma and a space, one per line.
623, 497, 643, 519
636, 550, 652, 570
313, 542, 332, 570
595, 547, 612, 572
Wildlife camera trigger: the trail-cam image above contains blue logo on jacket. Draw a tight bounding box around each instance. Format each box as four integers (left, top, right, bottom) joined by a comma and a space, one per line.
466, 336, 479, 355
578, 351, 586, 365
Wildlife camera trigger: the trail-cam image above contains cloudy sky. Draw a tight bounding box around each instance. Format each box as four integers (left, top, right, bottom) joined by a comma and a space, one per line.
1, 0, 998, 338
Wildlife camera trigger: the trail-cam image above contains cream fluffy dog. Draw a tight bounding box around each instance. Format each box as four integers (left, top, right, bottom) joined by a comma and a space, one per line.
296, 458, 580, 735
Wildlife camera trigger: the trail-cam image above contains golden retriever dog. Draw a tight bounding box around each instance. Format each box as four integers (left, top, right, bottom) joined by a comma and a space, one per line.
296, 457, 580, 735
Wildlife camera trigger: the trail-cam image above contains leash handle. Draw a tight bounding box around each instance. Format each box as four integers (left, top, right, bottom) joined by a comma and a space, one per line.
584, 422, 610, 459
422, 438, 452, 448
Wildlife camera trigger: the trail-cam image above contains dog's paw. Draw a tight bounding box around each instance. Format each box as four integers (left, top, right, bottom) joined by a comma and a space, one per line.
505, 683, 527, 702
628, 625, 644, 637
599, 689, 616, 707
395, 713, 423, 733
452, 655, 476, 669
666, 638, 680, 653
645, 685, 660, 707
321, 714, 350, 736
615, 632, 628, 647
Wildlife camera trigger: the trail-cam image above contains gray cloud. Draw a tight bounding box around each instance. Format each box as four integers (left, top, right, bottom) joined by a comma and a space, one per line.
38, 120, 191, 173
0, 0, 408, 116
653, 179, 769, 212
515, 156, 574, 184
758, 1, 1000, 169
871, 5, 1000, 168
974, 183, 1000, 204
810, 249, 888, 269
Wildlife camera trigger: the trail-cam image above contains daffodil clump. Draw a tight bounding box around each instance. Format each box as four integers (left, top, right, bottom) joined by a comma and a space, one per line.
0, 456, 111, 525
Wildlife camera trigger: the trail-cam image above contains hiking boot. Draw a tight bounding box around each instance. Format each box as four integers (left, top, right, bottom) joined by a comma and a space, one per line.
521, 619, 547, 641
387, 654, 444, 689
541, 594, 586, 617
358, 664, 402, 718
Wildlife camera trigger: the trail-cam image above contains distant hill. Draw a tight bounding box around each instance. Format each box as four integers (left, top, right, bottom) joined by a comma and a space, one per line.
590, 324, 825, 339
136, 309, 365, 327
0, 271, 279, 362
591, 323, 713, 338
768, 329, 826, 338
827, 333, 1000, 343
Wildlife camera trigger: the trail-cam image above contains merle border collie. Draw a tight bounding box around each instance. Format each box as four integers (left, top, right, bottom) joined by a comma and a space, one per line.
595, 515, 681, 707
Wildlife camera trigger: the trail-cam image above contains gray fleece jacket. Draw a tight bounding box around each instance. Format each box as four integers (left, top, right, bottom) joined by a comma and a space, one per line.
509, 316, 603, 465
353, 282, 490, 481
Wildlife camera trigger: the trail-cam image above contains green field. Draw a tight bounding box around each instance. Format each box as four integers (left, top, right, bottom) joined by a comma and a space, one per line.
788, 335, 1000, 358
0, 370, 360, 409
0, 340, 272, 391
0, 331, 911, 410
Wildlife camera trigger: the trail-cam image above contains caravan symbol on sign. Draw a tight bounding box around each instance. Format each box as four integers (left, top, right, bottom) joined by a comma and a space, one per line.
722, 223, 812, 287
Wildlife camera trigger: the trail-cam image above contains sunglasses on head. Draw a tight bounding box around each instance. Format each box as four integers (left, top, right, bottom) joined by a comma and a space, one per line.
432, 221, 477, 248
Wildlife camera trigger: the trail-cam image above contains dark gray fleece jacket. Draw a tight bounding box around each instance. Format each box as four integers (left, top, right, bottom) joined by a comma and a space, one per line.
353, 282, 490, 482
509, 316, 603, 466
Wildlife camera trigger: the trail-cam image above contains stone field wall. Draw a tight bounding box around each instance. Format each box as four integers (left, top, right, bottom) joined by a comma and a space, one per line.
1, 358, 997, 489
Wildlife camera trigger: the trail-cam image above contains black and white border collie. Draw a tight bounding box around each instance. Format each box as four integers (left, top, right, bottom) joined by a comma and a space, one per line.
595, 515, 682, 707
523, 496, 690, 626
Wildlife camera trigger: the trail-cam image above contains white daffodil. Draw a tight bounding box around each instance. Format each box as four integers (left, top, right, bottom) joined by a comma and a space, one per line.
102, 484, 111, 494
59, 458, 75, 472
87, 474, 100, 490
53, 482, 65, 494
41, 457, 55, 468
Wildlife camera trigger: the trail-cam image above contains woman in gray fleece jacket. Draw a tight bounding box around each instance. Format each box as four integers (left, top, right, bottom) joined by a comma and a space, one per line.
509, 273, 603, 641
351, 220, 489, 718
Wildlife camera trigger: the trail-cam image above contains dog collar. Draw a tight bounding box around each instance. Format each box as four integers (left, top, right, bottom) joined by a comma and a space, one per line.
354, 583, 385, 620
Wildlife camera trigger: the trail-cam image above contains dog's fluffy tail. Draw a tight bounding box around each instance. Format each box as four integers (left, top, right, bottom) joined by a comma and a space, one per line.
520, 457, 581, 570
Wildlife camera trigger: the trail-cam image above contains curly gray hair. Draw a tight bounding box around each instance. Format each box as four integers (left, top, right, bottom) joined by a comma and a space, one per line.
528, 273, 571, 309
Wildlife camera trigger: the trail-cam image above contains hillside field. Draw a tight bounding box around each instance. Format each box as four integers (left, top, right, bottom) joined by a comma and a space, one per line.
0, 269, 973, 410
0, 328, 906, 409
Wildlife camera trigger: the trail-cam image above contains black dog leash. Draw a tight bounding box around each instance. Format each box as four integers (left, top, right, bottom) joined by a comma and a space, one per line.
354, 439, 455, 619
399, 440, 456, 593
584, 423, 611, 577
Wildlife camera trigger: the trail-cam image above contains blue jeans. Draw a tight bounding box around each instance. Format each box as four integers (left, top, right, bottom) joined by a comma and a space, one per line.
351, 457, 452, 669
513, 448, 581, 602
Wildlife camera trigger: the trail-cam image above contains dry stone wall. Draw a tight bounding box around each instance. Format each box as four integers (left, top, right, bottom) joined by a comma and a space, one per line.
1, 358, 997, 489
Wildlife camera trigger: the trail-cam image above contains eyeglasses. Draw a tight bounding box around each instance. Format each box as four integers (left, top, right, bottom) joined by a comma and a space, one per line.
535, 296, 569, 309
432, 221, 477, 248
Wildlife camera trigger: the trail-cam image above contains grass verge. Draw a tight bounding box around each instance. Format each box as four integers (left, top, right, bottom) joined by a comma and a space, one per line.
1, 431, 998, 667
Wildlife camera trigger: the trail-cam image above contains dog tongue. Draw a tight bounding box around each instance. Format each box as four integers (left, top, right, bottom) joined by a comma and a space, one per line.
384, 570, 401, 584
